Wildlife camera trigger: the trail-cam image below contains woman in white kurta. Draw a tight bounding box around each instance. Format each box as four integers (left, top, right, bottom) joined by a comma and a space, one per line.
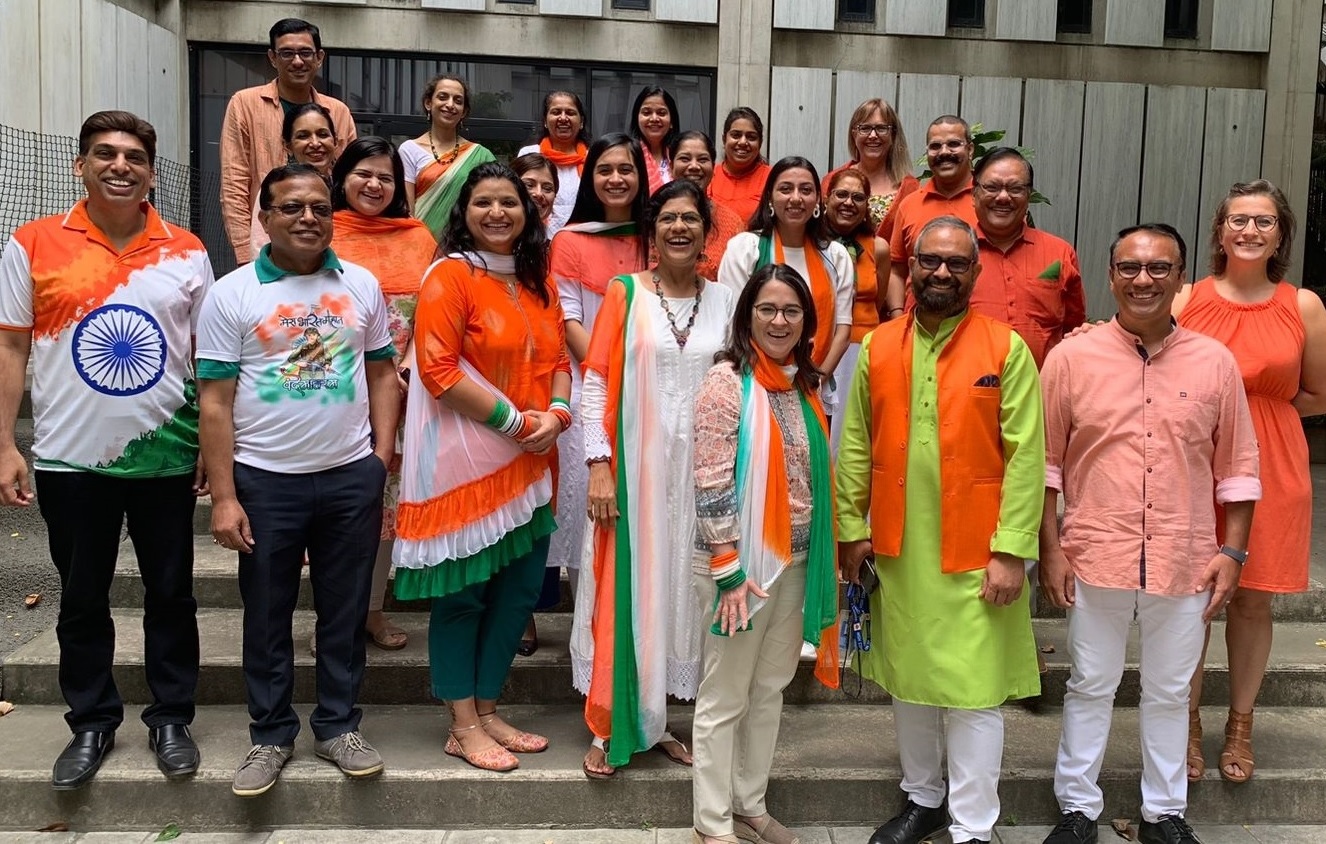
717, 155, 854, 415
573, 180, 736, 779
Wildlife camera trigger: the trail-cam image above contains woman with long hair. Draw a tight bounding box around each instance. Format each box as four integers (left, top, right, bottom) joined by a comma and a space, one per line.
708, 107, 770, 224
690, 263, 839, 844
823, 98, 917, 231
248, 103, 341, 257
575, 179, 736, 779
717, 156, 854, 414
550, 134, 651, 642
392, 163, 571, 772
821, 167, 888, 453
670, 131, 745, 282
330, 137, 437, 652
400, 74, 496, 240
1174, 180, 1326, 784
629, 86, 680, 195
517, 91, 590, 235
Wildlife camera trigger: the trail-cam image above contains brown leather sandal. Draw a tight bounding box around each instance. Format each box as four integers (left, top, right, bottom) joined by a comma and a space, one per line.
1186, 708, 1205, 782
1220, 709, 1255, 783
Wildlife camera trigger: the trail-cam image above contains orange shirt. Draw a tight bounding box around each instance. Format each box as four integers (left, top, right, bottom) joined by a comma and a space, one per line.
708, 161, 770, 225
888, 177, 977, 266
969, 226, 1085, 369
414, 258, 571, 411
1042, 320, 1261, 596
698, 201, 746, 281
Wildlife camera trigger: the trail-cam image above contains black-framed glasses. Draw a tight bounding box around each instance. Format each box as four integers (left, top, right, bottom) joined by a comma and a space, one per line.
274, 48, 318, 62
271, 202, 333, 219
915, 252, 974, 274
1112, 261, 1176, 279
855, 124, 894, 137
1224, 214, 1278, 233
976, 181, 1030, 199
753, 304, 805, 324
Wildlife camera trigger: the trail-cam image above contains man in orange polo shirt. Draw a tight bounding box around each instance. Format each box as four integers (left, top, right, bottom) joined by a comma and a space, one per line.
970, 148, 1085, 369
883, 115, 978, 317
220, 18, 356, 264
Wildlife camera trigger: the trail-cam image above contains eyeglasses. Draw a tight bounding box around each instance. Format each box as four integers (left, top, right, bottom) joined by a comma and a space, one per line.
1112, 261, 1176, 279
754, 304, 805, 324
1224, 214, 1278, 233
855, 124, 894, 137
271, 202, 333, 219
977, 181, 1030, 199
927, 139, 969, 152
274, 48, 318, 62
915, 252, 974, 274
830, 188, 868, 205
656, 212, 705, 227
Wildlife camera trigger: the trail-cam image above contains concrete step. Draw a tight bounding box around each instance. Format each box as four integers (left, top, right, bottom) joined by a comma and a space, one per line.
3, 609, 1325, 709
0, 704, 1322, 831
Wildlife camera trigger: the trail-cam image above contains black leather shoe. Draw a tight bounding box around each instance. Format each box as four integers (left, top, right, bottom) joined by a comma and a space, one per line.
149, 724, 200, 778
1138, 815, 1203, 844
953, 840, 990, 843
51, 730, 115, 790
1043, 811, 1099, 843
867, 799, 949, 844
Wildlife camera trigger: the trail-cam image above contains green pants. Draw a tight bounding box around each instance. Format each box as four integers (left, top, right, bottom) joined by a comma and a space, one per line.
428, 535, 549, 700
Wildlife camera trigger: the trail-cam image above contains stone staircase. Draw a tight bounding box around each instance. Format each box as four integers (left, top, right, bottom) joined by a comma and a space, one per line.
1, 479, 1324, 834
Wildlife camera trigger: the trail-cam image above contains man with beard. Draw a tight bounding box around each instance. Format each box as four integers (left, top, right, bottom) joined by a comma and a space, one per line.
836, 216, 1045, 844
883, 115, 978, 316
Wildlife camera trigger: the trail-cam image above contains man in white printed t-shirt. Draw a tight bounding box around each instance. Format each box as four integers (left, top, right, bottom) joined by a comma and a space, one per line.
0, 111, 213, 790
195, 163, 400, 798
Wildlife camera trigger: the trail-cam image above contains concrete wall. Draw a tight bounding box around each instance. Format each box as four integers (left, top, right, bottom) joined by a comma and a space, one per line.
0, 0, 186, 162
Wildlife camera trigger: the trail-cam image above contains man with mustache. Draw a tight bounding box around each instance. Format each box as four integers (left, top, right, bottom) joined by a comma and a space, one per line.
836, 216, 1045, 844
1038, 224, 1259, 844
220, 18, 356, 264
883, 115, 979, 318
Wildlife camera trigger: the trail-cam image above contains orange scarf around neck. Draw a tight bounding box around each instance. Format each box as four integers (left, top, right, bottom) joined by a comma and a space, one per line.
539, 138, 587, 174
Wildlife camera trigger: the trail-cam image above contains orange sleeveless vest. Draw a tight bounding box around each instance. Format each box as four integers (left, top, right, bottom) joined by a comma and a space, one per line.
867, 311, 1013, 574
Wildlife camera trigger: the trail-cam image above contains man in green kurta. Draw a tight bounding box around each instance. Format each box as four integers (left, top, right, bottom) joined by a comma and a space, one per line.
836, 216, 1044, 844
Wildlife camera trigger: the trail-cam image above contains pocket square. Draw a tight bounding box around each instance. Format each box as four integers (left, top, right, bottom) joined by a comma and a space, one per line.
974, 374, 1001, 388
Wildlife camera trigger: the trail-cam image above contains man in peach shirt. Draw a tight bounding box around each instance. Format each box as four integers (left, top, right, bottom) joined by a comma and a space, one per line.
1038, 224, 1260, 844
219, 18, 356, 264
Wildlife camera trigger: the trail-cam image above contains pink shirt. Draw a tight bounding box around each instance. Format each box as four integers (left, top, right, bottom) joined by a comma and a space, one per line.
1041, 319, 1261, 596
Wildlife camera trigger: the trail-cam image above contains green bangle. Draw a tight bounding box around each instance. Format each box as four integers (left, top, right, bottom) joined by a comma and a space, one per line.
716, 570, 746, 591
485, 400, 511, 429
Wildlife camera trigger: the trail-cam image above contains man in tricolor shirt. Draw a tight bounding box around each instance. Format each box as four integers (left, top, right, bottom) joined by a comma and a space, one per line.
0, 111, 214, 789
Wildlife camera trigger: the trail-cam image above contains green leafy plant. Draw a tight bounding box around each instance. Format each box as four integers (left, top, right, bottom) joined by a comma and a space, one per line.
917, 123, 1051, 207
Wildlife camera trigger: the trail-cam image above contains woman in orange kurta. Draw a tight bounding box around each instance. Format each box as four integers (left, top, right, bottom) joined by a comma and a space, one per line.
669, 131, 745, 281
1175, 180, 1326, 784
708, 107, 771, 225
331, 137, 438, 652
394, 162, 572, 773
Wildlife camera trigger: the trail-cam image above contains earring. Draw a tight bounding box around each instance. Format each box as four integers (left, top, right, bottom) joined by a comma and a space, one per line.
768, 203, 775, 216
812, 205, 821, 219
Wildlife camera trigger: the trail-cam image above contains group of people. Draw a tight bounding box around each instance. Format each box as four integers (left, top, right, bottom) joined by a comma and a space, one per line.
0, 14, 1321, 844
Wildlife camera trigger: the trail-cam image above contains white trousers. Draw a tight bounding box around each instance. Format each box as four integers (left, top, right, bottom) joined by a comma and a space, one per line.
893, 699, 1005, 842
691, 567, 806, 837
1054, 578, 1208, 823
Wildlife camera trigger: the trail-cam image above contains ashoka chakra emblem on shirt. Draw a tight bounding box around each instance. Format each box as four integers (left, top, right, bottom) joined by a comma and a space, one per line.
72, 304, 167, 396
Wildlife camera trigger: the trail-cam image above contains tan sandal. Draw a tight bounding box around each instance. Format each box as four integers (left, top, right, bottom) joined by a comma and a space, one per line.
1220, 709, 1255, 783
444, 723, 518, 772
1186, 708, 1205, 782
733, 813, 800, 844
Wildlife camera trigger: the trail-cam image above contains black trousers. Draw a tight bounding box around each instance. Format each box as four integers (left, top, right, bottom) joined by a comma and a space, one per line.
36, 470, 199, 733
234, 455, 385, 746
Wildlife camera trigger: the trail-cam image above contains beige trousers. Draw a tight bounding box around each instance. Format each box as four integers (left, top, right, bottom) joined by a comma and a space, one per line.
691, 566, 806, 836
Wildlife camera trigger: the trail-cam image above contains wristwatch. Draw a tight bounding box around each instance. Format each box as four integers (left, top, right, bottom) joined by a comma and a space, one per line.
1219, 545, 1249, 565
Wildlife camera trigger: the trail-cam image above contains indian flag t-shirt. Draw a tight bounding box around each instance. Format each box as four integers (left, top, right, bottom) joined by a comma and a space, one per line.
0, 201, 214, 477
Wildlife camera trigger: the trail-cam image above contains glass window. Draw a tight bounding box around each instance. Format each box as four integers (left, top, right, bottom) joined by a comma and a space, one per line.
948, 0, 985, 28
1056, 0, 1092, 33
612, 0, 650, 9
1165, 0, 1199, 39
191, 45, 714, 274
838, 0, 876, 23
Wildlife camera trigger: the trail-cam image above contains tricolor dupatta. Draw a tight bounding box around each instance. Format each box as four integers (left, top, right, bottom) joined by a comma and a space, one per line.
754, 232, 839, 369
582, 275, 676, 767
727, 354, 840, 688
392, 354, 554, 597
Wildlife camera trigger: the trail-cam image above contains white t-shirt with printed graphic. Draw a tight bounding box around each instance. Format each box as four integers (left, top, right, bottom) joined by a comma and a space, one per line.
195, 255, 394, 474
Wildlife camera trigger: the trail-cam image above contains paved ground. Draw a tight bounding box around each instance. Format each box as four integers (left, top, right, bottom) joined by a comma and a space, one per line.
0, 420, 55, 666
0, 826, 1323, 842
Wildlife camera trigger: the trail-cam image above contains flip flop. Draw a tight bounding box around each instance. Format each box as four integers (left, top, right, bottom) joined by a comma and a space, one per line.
369, 623, 408, 651
582, 736, 616, 779
653, 731, 693, 766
